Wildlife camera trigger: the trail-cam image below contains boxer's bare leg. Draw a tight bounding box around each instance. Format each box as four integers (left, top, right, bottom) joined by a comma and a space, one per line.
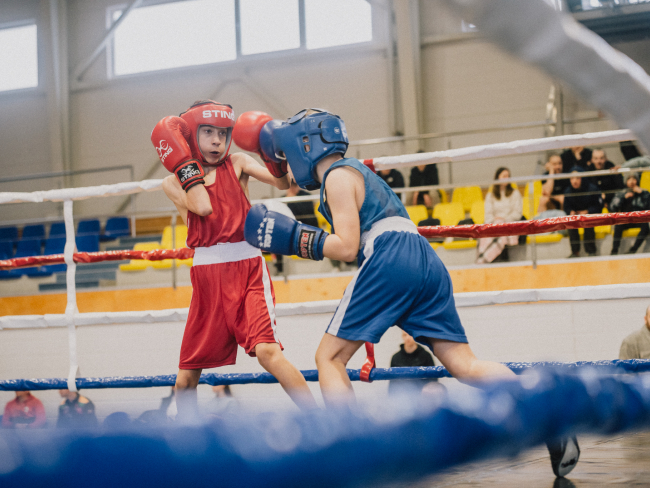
315, 334, 364, 407
175, 368, 201, 421
255, 342, 318, 410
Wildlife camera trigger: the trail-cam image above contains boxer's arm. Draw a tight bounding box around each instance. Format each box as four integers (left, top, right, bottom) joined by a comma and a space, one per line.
232, 152, 291, 190
321, 168, 362, 263
162, 175, 212, 225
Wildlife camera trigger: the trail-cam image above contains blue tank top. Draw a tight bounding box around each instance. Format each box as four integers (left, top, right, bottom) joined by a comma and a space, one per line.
318, 158, 409, 234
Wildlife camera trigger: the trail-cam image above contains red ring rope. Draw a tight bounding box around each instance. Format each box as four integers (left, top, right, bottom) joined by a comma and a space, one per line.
1, 211, 649, 269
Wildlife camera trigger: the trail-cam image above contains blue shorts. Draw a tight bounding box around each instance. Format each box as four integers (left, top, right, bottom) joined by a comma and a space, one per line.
326, 231, 467, 350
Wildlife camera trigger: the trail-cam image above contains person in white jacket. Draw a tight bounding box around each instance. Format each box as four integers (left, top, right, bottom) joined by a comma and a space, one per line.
476, 167, 523, 264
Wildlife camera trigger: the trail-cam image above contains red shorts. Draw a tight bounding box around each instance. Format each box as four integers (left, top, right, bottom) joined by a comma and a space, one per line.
179, 256, 281, 370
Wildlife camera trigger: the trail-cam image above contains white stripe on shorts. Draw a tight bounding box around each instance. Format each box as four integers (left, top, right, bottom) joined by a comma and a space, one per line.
260, 256, 279, 343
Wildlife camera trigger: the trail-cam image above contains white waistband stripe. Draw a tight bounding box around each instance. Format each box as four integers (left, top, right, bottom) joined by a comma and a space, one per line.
192, 241, 262, 266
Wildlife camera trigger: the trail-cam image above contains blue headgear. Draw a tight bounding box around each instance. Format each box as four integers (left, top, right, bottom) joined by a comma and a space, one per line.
272, 109, 349, 190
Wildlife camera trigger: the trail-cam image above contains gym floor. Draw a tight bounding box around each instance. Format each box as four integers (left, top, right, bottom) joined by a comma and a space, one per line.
389, 431, 650, 487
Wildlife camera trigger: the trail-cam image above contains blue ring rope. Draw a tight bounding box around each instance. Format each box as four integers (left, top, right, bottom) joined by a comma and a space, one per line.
2, 367, 650, 488
1, 359, 649, 391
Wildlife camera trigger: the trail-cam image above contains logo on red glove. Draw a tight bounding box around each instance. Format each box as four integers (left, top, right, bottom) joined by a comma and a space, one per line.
179, 163, 202, 183
299, 230, 316, 260
156, 140, 173, 163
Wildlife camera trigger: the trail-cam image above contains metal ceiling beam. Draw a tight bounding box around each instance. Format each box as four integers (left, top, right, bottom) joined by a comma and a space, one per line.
71, 0, 143, 82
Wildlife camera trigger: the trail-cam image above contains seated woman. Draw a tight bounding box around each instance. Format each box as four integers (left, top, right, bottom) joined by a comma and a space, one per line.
476, 167, 523, 264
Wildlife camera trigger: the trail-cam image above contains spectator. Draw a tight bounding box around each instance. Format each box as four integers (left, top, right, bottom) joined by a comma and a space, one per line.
538, 154, 569, 213
609, 173, 650, 255
409, 164, 439, 209
619, 305, 650, 360
563, 167, 602, 258
476, 167, 522, 264
2, 391, 46, 429
57, 389, 98, 428
561, 146, 592, 173
378, 168, 405, 191
585, 148, 624, 208
204, 385, 239, 418
619, 140, 642, 162
388, 331, 438, 396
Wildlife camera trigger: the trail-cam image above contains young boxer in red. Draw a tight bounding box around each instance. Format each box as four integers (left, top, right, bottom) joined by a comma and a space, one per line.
151, 101, 316, 417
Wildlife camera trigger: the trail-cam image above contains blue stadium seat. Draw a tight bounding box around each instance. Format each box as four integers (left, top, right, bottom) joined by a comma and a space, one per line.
22, 224, 45, 241
49, 222, 66, 238
9, 238, 43, 277
77, 219, 100, 236
0, 226, 18, 245
101, 217, 130, 242
39, 237, 67, 275
0, 243, 18, 280
0, 240, 13, 259
76, 234, 99, 253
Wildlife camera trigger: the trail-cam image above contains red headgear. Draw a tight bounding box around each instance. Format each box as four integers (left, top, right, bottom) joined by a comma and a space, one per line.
179, 100, 235, 165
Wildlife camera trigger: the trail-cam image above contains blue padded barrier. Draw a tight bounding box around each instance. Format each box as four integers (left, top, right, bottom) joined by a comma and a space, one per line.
1, 368, 650, 488
1, 360, 649, 391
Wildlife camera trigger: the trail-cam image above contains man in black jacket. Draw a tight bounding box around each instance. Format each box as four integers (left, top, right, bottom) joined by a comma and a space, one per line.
610, 173, 650, 255
585, 148, 624, 208
388, 331, 438, 396
563, 167, 603, 257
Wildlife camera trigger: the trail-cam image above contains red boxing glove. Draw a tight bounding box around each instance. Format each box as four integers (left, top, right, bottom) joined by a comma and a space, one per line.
233, 111, 272, 153
233, 111, 287, 178
152, 116, 206, 192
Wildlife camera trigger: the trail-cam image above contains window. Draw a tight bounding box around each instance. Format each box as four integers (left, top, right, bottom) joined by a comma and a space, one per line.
304, 0, 372, 50
0, 23, 38, 92
239, 0, 300, 55
111, 0, 236, 76
109, 0, 373, 77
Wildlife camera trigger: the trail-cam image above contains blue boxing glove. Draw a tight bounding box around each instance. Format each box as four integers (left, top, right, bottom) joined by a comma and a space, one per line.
245, 204, 328, 260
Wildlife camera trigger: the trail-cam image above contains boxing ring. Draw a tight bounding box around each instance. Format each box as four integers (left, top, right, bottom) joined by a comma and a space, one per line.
3, 0, 650, 485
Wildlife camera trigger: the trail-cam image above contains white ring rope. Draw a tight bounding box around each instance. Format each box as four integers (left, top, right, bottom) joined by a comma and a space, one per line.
2, 282, 649, 330
370, 129, 634, 170
0, 129, 641, 205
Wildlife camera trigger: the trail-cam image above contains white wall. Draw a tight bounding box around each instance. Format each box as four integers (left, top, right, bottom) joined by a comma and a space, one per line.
1, 297, 647, 424
1, 1, 645, 226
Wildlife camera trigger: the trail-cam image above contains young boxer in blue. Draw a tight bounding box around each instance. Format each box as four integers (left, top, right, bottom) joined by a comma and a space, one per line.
238, 109, 579, 478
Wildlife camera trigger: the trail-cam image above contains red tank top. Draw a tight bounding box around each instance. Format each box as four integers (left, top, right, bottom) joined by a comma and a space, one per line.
186, 156, 250, 248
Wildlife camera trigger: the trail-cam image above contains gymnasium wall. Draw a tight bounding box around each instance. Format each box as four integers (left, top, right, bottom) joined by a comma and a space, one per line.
0, 0, 639, 224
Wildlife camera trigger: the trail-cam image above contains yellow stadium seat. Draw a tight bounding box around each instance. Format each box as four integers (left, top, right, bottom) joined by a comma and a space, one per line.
452, 186, 483, 213
522, 181, 543, 220
313, 203, 332, 233
433, 202, 465, 226
526, 233, 563, 244
154, 225, 191, 268
438, 189, 449, 204
640, 172, 650, 192
160, 225, 189, 249
119, 241, 160, 271
622, 227, 641, 238
405, 205, 429, 226
430, 242, 441, 250
470, 200, 484, 224
442, 239, 477, 250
